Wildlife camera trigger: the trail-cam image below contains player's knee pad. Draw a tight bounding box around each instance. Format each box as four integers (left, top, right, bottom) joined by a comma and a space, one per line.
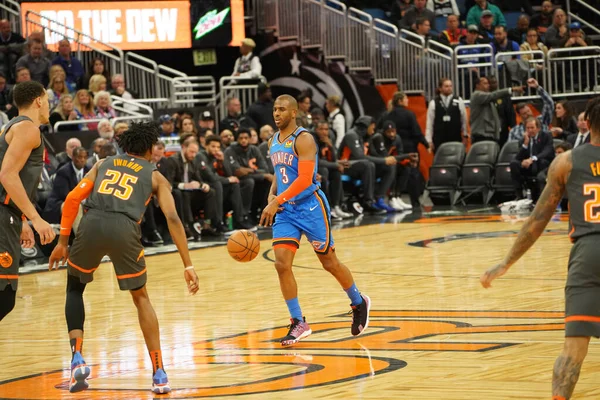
65, 274, 86, 331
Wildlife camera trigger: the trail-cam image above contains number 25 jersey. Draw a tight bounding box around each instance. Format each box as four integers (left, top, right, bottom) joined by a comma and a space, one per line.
567, 144, 600, 241
86, 154, 155, 222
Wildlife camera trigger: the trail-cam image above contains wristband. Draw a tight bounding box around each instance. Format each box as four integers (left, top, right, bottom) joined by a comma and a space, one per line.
185, 266, 194, 270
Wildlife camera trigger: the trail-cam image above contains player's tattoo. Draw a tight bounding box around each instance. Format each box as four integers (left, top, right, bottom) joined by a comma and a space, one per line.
502, 152, 572, 267
553, 354, 583, 399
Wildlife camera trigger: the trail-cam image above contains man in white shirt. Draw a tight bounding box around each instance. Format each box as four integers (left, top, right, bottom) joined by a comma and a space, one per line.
567, 112, 590, 148
326, 95, 346, 149
232, 38, 262, 79
425, 78, 467, 153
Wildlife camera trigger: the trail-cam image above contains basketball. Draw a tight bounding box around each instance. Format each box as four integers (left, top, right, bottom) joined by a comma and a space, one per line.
227, 230, 260, 262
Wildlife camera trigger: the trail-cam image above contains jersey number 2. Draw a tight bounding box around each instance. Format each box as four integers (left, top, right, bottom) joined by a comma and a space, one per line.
97, 169, 138, 200
279, 167, 289, 184
584, 183, 600, 222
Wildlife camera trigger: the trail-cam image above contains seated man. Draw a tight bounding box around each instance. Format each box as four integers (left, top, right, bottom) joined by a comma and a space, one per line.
205, 136, 256, 231
43, 147, 89, 230
224, 128, 274, 222
86, 138, 107, 169
54, 137, 82, 171
314, 121, 352, 220
141, 141, 167, 246
510, 117, 555, 202
166, 139, 219, 240
371, 121, 419, 211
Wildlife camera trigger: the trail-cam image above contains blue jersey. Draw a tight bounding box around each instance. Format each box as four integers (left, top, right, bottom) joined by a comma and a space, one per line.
269, 126, 320, 202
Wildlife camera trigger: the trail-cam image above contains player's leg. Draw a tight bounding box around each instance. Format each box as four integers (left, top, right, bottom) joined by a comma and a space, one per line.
306, 190, 371, 336
272, 208, 309, 346
0, 207, 22, 321
0, 287, 16, 321
552, 336, 590, 400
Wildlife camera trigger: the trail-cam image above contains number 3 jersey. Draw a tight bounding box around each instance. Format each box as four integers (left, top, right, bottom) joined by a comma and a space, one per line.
86, 154, 155, 222
269, 127, 319, 203
567, 144, 600, 241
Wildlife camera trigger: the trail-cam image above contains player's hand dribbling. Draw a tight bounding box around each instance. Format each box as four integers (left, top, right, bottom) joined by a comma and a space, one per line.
20, 221, 35, 248
49, 243, 69, 271
184, 268, 199, 295
260, 199, 283, 227
480, 263, 509, 288
31, 216, 56, 245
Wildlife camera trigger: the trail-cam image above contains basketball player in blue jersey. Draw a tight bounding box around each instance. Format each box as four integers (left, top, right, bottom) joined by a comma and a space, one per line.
260, 95, 371, 346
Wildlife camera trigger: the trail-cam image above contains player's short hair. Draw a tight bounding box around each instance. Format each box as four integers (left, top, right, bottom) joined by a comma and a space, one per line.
12, 81, 45, 109
585, 96, 600, 134
116, 121, 159, 156
206, 136, 222, 146
236, 127, 251, 140
392, 91, 406, 106
275, 94, 298, 110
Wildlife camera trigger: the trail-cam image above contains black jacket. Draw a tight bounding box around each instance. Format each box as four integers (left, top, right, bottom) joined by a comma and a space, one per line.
224, 143, 269, 174
516, 132, 555, 165
43, 162, 90, 223
370, 133, 412, 162
167, 152, 206, 188
246, 100, 275, 129
378, 106, 428, 152
338, 116, 385, 165
219, 113, 257, 133
566, 132, 591, 147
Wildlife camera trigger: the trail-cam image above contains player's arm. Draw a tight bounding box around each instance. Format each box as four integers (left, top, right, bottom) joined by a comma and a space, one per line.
0, 122, 42, 221
481, 151, 572, 288
154, 171, 199, 294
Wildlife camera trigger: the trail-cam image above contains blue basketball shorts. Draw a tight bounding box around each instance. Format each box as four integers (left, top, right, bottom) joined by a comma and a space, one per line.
272, 189, 335, 254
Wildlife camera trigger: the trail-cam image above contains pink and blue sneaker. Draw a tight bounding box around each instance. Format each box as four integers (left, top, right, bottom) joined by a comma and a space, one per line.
69, 352, 91, 393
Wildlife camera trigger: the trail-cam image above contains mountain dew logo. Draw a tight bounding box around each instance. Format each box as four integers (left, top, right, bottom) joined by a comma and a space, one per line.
193, 8, 231, 40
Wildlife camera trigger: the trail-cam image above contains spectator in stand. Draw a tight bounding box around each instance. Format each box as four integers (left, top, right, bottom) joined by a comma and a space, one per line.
15, 38, 51, 86
96, 118, 115, 141
180, 117, 198, 139
0, 19, 26, 83
0, 73, 10, 112
467, 0, 505, 28
198, 128, 213, 147
550, 101, 578, 140
47, 73, 69, 110
508, 79, 553, 143
109, 73, 138, 100
225, 128, 273, 222
49, 94, 81, 133
314, 120, 352, 220
478, 10, 496, 42
6, 67, 31, 118
83, 58, 110, 90
86, 138, 107, 168
488, 76, 517, 147
0, 109, 8, 129
55, 137, 82, 169
427, 0, 459, 17
380, 91, 429, 154
563, 22, 591, 49
530, 1, 555, 38
27, 31, 53, 61
257, 125, 274, 173
220, 129, 235, 148
204, 136, 256, 230
412, 17, 434, 44
259, 124, 274, 143
426, 78, 468, 152
88, 74, 107, 98
296, 92, 313, 128
438, 15, 466, 47
326, 95, 346, 148
159, 114, 177, 137
521, 28, 549, 60
492, 25, 520, 60
232, 38, 262, 79
544, 8, 568, 48
220, 97, 256, 133
249, 127, 259, 145
391, 0, 414, 27
510, 117, 554, 201
246, 83, 275, 129
43, 146, 89, 226
400, 0, 435, 31
470, 76, 523, 143
52, 39, 84, 89
566, 112, 590, 148
73, 89, 97, 129
508, 15, 530, 44
199, 110, 215, 131
94, 91, 116, 119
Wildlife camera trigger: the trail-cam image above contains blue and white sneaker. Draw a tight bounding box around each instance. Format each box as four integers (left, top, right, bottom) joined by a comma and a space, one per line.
69, 352, 91, 393
152, 368, 171, 394
374, 198, 396, 213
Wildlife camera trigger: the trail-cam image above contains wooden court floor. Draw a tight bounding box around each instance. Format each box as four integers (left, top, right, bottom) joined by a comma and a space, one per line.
1, 213, 599, 399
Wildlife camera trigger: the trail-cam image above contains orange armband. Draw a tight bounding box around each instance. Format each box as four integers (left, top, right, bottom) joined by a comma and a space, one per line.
276, 160, 315, 204
60, 178, 94, 236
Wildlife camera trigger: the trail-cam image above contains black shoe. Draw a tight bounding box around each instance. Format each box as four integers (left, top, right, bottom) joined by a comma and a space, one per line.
350, 294, 371, 336
184, 226, 196, 241
363, 201, 386, 215
201, 226, 221, 237
214, 223, 233, 235
234, 220, 258, 232
147, 230, 163, 246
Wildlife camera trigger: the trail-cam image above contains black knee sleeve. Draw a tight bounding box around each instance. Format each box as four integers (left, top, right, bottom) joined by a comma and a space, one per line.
65, 274, 86, 332
0, 286, 17, 321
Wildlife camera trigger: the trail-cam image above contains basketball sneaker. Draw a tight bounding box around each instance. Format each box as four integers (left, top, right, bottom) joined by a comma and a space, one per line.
350, 294, 371, 336
69, 352, 91, 393
281, 317, 312, 347
152, 368, 171, 394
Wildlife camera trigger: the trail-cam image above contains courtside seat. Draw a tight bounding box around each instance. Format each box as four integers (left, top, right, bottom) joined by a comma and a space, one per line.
493, 141, 520, 194
427, 142, 466, 205
459, 141, 499, 205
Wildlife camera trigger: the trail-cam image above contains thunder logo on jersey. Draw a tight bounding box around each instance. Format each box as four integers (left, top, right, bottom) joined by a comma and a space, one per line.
270, 151, 295, 167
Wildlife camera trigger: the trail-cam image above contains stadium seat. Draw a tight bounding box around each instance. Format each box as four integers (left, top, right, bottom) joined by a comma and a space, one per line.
493, 141, 520, 195
459, 141, 500, 205
426, 142, 466, 205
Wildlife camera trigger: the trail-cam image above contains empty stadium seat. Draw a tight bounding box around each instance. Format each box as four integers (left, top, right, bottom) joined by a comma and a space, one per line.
426, 142, 466, 205
459, 141, 500, 205
493, 141, 520, 195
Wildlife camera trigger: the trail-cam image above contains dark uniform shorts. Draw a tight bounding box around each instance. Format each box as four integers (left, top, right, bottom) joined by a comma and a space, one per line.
565, 234, 600, 338
0, 205, 22, 291
68, 209, 147, 291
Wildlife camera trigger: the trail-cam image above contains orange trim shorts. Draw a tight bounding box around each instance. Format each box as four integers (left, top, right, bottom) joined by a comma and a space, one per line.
0, 205, 22, 290
565, 235, 600, 338
68, 209, 147, 291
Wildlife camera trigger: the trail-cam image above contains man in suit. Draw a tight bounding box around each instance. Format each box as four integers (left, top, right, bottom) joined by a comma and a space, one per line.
43, 147, 89, 228
567, 112, 590, 148
54, 137, 82, 171
510, 117, 554, 201
86, 138, 107, 169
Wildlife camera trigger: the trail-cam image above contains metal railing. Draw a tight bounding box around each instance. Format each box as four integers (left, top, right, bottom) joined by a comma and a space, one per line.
256, 0, 278, 33
111, 95, 155, 118
399, 30, 426, 94
53, 115, 153, 132
546, 47, 600, 98
323, 0, 347, 61
567, 0, 600, 36
217, 76, 266, 123
0, 0, 21, 35
373, 19, 399, 85
495, 50, 546, 101
124, 53, 160, 100
454, 44, 494, 104
300, 0, 323, 50
425, 40, 455, 100
278, 0, 300, 41
171, 76, 217, 109
346, 8, 374, 73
